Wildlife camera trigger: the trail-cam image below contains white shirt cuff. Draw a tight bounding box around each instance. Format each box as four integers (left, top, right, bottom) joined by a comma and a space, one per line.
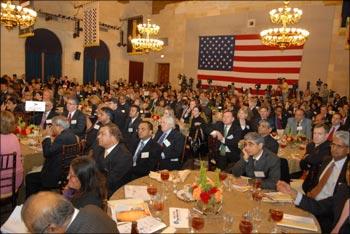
294, 192, 303, 206
161, 152, 165, 159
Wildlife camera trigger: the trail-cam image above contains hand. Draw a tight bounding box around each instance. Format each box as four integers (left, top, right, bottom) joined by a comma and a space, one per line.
216, 131, 224, 141
242, 147, 250, 161
1, 103, 6, 111
276, 180, 297, 199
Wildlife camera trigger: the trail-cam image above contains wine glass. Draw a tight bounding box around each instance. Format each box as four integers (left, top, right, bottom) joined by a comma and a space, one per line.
189, 211, 205, 233
251, 189, 263, 215
223, 213, 234, 233
171, 170, 180, 194
239, 218, 253, 234
251, 209, 263, 233
147, 183, 157, 205
160, 170, 170, 198
269, 209, 284, 233
152, 194, 165, 218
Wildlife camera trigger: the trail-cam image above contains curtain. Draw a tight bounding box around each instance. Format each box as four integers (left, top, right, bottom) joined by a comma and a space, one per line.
25, 50, 41, 83
83, 56, 95, 85
44, 52, 62, 82
96, 58, 109, 84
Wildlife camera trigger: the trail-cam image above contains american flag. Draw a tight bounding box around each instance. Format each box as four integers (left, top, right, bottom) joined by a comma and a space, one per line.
197, 34, 304, 95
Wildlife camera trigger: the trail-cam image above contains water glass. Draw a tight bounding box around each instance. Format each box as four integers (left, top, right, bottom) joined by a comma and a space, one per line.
223, 213, 234, 233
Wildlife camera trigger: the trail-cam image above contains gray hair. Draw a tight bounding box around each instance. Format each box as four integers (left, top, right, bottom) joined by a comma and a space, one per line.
244, 132, 265, 145
334, 131, 349, 147
52, 115, 70, 129
21, 192, 74, 233
162, 115, 176, 129
258, 119, 272, 129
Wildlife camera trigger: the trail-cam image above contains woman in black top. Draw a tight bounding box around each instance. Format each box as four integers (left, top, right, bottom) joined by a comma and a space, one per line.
63, 156, 107, 210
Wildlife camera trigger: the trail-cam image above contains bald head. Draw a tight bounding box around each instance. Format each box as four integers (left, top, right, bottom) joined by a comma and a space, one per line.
22, 192, 74, 233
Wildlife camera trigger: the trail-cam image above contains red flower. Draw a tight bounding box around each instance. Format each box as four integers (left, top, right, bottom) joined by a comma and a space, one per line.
209, 187, 218, 195
21, 129, 27, 135
200, 191, 210, 204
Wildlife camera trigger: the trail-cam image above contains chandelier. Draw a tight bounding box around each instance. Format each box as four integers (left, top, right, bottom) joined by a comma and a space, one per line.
260, 1, 309, 49
131, 19, 164, 53
1, 0, 37, 30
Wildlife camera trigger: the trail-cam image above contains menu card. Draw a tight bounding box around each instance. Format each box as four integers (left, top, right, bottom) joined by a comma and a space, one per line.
169, 207, 189, 228
277, 214, 318, 232
124, 185, 150, 201
117, 216, 166, 233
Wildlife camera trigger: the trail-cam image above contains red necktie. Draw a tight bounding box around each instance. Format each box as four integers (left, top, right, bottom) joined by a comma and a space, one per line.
307, 162, 335, 199
327, 127, 335, 141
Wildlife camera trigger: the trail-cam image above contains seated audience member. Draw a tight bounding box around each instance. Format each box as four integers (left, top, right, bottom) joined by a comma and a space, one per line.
122, 105, 142, 151
64, 97, 86, 139
277, 161, 349, 233
154, 115, 185, 170
232, 132, 281, 190
258, 119, 279, 154
94, 123, 132, 197
22, 191, 118, 233
273, 105, 289, 130
284, 109, 312, 140
107, 97, 126, 129
209, 110, 242, 170
233, 107, 252, 138
85, 106, 114, 152
31, 99, 57, 128
0, 111, 23, 196
251, 106, 275, 132
130, 121, 162, 180
327, 113, 347, 141
313, 113, 325, 127
26, 116, 78, 197
5, 96, 24, 114
300, 124, 331, 193
63, 156, 107, 209
188, 106, 207, 158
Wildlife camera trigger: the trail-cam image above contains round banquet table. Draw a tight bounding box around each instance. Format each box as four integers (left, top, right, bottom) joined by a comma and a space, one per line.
110, 170, 320, 233
278, 143, 306, 174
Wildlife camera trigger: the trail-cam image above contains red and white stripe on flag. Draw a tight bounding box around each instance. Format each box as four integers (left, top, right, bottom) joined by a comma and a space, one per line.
197, 34, 304, 94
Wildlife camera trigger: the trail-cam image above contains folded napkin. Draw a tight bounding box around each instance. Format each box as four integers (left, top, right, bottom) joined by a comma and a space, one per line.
232, 184, 251, 192
149, 170, 191, 183
1, 205, 28, 233
277, 214, 318, 232
262, 192, 293, 203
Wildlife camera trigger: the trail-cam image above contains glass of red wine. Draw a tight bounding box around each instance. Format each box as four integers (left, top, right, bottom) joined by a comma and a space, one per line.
152, 194, 165, 218
189, 211, 205, 233
147, 183, 157, 205
269, 209, 284, 233
239, 218, 253, 234
160, 170, 170, 199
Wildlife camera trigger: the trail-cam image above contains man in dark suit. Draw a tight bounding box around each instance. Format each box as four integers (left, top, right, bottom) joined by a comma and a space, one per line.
258, 119, 279, 154
64, 97, 86, 139
251, 106, 275, 132
272, 105, 289, 131
209, 110, 242, 170
130, 121, 162, 179
122, 105, 142, 151
284, 109, 312, 140
31, 98, 58, 128
22, 191, 118, 233
300, 124, 331, 193
232, 132, 281, 190
108, 97, 127, 129
277, 158, 349, 233
327, 113, 348, 141
26, 116, 78, 197
94, 123, 132, 197
154, 115, 185, 170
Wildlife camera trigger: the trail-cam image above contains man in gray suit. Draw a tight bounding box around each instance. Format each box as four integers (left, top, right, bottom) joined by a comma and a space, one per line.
284, 109, 312, 140
22, 191, 118, 233
232, 132, 281, 190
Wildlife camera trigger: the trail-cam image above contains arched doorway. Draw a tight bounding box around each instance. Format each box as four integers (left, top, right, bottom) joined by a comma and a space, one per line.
25, 28, 62, 83
83, 40, 110, 85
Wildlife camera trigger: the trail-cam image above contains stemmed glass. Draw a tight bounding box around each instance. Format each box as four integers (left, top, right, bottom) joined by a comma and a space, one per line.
160, 170, 170, 199
146, 182, 157, 205
219, 171, 228, 188
251, 189, 263, 215
152, 193, 165, 218
189, 210, 205, 233
269, 209, 284, 233
239, 214, 253, 234
171, 170, 180, 194
251, 209, 263, 233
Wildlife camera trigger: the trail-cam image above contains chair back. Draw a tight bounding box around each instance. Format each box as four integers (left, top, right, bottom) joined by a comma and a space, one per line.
280, 158, 291, 184
0, 152, 17, 207
61, 143, 80, 184
180, 136, 188, 164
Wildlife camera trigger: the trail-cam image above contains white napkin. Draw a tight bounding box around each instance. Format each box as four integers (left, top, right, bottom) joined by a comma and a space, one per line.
1, 205, 28, 233
262, 192, 293, 203
124, 185, 150, 201
149, 170, 191, 183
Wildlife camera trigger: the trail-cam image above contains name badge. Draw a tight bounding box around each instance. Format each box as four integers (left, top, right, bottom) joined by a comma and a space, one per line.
71, 120, 77, 124
46, 119, 52, 124
227, 134, 234, 140
128, 128, 133, 133
163, 139, 171, 147
94, 124, 100, 130
141, 152, 149, 159
297, 126, 303, 131
254, 171, 265, 178
121, 110, 125, 113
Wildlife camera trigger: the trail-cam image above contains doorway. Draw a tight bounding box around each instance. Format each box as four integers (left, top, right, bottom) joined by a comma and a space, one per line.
129, 61, 144, 85
157, 63, 170, 85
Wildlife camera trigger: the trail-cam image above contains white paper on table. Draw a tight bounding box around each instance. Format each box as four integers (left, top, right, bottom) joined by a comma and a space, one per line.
169, 207, 189, 228
117, 222, 131, 233
232, 184, 251, 192
277, 213, 318, 232
262, 192, 293, 203
137, 216, 167, 233
0, 205, 29, 233
124, 185, 150, 201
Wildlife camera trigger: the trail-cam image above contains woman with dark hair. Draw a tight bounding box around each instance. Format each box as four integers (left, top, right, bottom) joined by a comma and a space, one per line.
63, 156, 107, 210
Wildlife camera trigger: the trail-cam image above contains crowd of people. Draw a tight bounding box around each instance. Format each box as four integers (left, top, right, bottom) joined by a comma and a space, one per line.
0, 73, 349, 233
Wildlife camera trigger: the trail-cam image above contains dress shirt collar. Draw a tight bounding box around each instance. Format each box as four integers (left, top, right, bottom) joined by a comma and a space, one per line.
140, 137, 151, 146
333, 157, 347, 170
68, 110, 76, 118
66, 208, 79, 230
104, 143, 118, 158
253, 150, 264, 161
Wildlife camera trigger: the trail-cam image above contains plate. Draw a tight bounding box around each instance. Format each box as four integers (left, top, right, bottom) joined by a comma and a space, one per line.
176, 189, 195, 202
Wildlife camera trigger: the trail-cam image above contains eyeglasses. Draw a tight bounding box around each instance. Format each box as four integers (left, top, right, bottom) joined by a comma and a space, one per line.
331, 143, 348, 148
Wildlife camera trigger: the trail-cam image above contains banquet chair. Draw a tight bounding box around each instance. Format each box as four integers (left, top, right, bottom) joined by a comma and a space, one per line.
59, 143, 81, 187
0, 152, 18, 209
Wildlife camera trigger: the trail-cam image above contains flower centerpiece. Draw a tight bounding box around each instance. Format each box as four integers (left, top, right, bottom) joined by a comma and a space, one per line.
191, 161, 223, 215
15, 117, 39, 136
